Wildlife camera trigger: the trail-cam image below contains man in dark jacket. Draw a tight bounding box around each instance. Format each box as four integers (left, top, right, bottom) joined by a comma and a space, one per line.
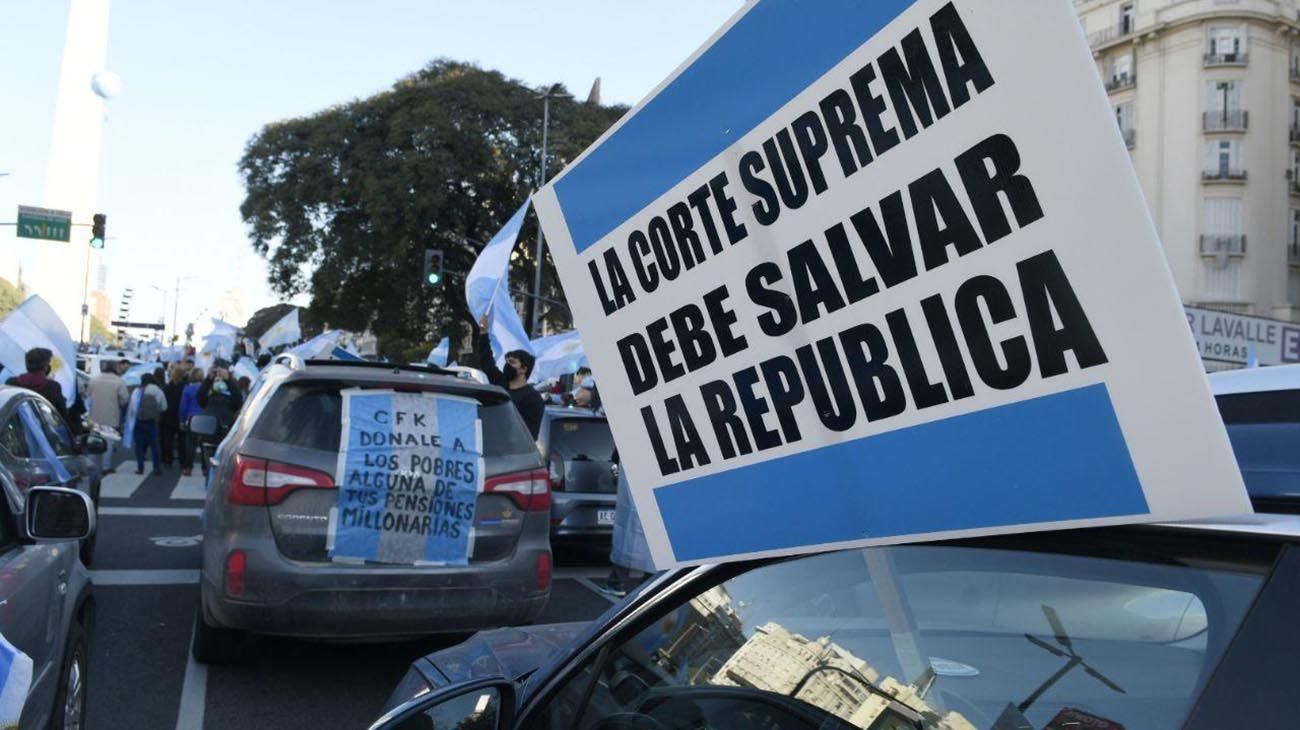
197, 366, 244, 432
7, 348, 68, 420
475, 324, 543, 439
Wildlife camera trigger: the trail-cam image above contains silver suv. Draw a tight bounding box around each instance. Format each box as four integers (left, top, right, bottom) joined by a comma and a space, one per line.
191, 357, 551, 663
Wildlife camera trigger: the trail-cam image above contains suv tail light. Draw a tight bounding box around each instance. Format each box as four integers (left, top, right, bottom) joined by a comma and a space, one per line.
228, 455, 333, 506
485, 469, 551, 511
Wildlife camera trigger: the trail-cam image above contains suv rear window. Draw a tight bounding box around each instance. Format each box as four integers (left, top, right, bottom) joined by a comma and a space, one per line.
547, 417, 615, 461
251, 380, 540, 462
1214, 388, 1300, 499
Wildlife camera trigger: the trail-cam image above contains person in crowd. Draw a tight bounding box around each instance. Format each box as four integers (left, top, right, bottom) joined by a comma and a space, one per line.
161, 363, 188, 469
133, 372, 168, 476
475, 316, 544, 438
237, 376, 252, 400
88, 359, 129, 472
178, 368, 205, 476
197, 366, 244, 433
6, 348, 68, 421
601, 454, 654, 598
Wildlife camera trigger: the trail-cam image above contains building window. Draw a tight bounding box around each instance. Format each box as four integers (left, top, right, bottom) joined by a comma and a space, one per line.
1290, 209, 1300, 265
1199, 197, 1243, 300
1204, 139, 1244, 180
1204, 80, 1246, 130
1116, 101, 1136, 147
1120, 2, 1135, 35
1291, 43, 1300, 79
1105, 52, 1136, 91
1291, 149, 1300, 191
1206, 26, 1247, 66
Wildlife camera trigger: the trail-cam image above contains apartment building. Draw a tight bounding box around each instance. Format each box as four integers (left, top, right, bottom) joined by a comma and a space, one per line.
1078, 0, 1300, 321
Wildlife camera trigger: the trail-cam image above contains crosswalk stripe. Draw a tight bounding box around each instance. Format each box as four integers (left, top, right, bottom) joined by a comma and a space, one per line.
100, 471, 149, 499
169, 474, 207, 501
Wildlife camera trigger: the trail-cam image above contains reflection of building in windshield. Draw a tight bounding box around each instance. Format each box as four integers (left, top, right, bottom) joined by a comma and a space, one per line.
654, 586, 745, 684
712, 622, 975, 730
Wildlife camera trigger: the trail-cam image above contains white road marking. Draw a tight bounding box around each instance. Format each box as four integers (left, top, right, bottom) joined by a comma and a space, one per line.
574, 577, 619, 604
99, 471, 149, 499
175, 625, 208, 730
149, 535, 203, 548
99, 507, 203, 518
89, 569, 199, 585
169, 474, 207, 501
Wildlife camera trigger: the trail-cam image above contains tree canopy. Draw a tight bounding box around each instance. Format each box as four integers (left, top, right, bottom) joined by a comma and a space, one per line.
239, 60, 625, 361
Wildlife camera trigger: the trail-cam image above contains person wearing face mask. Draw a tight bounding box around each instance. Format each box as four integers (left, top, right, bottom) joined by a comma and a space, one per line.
476, 316, 544, 439
196, 364, 245, 434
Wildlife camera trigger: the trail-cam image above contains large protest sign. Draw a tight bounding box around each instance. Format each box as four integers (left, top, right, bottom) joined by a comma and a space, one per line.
534, 0, 1251, 567
330, 390, 483, 565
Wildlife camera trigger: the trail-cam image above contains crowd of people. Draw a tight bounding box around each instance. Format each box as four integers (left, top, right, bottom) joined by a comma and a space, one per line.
84, 358, 246, 476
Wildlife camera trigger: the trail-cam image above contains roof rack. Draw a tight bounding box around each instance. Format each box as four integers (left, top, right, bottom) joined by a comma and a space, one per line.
299, 359, 458, 377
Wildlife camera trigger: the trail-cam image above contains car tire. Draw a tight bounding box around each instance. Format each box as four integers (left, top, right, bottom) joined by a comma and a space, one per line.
50, 620, 87, 730
190, 602, 245, 665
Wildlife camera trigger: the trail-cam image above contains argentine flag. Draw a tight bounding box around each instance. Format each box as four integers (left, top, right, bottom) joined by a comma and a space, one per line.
465, 198, 531, 321
0, 296, 78, 403
259, 309, 301, 349
289, 330, 343, 360
0, 632, 31, 729
427, 337, 450, 367
529, 330, 588, 382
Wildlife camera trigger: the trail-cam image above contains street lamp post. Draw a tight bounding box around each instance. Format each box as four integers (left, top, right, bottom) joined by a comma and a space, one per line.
171, 275, 196, 344
530, 84, 571, 337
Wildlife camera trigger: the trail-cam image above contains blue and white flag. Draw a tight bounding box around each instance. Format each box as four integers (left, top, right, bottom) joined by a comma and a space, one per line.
121, 362, 155, 387
331, 390, 483, 565
231, 358, 260, 384
17, 402, 72, 483
200, 334, 235, 362
529, 330, 588, 382
0, 295, 78, 403
209, 318, 239, 337
465, 198, 531, 321
160, 345, 185, 363
259, 309, 301, 349
121, 388, 142, 450
330, 346, 363, 361
289, 330, 343, 360
0, 631, 32, 729
486, 286, 533, 367
427, 337, 450, 367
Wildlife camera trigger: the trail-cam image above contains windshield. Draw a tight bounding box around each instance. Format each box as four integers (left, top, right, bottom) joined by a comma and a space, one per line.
541, 541, 1265, 730
1215, 388, 1300, 499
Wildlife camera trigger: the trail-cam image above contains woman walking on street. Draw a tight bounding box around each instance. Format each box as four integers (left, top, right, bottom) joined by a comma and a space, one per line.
161, 363, 187, 469
178, 368, 205, 476
133, 373, 168, 476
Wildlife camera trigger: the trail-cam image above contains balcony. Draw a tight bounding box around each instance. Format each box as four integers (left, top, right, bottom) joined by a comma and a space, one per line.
1204, 52, 1249, 68
1290, 241, 1300, 266
1202, 168, 1247, 183
1291, 180, 1300, 196
1104, 73, 1136, 93
1089, 23, 1135, 48
1199, 234, 1247, 258
1291, 125, 1300, 144
1203, 110, 1248, 132
1122, 128, 1136, 149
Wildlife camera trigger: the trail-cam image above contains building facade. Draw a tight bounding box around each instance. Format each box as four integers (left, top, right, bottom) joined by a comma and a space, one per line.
1078, 0, 1300, 321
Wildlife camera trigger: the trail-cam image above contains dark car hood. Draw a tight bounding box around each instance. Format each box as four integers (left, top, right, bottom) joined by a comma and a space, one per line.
418, 622, 589, 687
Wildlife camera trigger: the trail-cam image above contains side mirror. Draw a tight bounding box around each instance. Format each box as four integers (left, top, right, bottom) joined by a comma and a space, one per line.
190, 414, 219, 437
26, 486, 94, 542
77, 433, 108, 455
368, 677, 515, 730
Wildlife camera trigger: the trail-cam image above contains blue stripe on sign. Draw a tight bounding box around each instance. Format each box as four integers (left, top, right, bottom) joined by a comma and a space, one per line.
553, 0, 916, 253
654, 384, 1149, 562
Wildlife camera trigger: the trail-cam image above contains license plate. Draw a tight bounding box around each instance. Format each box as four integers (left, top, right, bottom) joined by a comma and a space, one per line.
596, 509, 615, 525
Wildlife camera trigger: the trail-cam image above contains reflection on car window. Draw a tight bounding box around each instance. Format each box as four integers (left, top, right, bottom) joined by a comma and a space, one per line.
0, 414, 30, 460
33, 401, 75, 457
542, 544, 1264, 730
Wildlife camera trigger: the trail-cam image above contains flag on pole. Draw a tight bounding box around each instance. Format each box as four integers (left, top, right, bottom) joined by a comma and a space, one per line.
486, 286, 533, 367
0, 295, 78, 403
465, 198, 531, 321
258, 309, 301, 349
427, 337, 450, 367
529, 330, 588, 382
289, 330, 343, 360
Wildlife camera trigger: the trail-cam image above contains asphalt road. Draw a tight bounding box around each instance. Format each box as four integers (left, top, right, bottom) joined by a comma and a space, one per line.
84, 461, 617, 730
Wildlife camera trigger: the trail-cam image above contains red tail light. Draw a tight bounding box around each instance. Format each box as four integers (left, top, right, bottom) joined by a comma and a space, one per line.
484, 469, 551, 511
227, 455, 333, 506
225, 550, 246, 596
536, 552, 552, 590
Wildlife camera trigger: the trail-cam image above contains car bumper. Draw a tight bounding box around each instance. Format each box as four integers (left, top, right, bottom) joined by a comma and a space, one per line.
201, 554, 551, 639
550, 493, 616, 543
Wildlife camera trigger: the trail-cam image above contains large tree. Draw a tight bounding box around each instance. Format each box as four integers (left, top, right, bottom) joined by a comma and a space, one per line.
239, 60, 625, 362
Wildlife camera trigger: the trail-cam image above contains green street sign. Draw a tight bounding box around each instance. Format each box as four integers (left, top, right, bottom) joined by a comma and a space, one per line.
16, 205, 72, 242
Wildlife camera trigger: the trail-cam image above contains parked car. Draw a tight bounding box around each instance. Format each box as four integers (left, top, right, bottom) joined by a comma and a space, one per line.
538, 407, 618, 545
190, 356, 552, 664
1209, 362, 1300, 505
0, 386, 107, 564
0, 478, 97, 730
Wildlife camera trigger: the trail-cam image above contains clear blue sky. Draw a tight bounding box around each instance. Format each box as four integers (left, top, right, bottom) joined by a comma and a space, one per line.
0, 0, 739, 331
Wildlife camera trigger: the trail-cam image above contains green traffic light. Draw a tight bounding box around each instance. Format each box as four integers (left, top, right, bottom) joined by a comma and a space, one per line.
427, 272, 442, 285
89, 237, 105, 250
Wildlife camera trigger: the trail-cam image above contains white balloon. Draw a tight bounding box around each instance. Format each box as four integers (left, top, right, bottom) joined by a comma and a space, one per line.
91, 70, 122, 99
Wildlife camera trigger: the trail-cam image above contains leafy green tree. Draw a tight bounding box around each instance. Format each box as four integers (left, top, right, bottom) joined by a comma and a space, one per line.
239, 60, 625, 361
0, 277, 24, 319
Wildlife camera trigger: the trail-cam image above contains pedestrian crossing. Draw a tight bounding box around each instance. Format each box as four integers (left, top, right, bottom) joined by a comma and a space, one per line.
100, 470, 207, 502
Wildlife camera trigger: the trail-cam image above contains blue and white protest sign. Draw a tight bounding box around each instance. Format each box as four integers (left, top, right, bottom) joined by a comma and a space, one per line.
0, 632, 32, 729
0, 295, 78, 403
534, 0, 1251, 567
330, 390, 483, 565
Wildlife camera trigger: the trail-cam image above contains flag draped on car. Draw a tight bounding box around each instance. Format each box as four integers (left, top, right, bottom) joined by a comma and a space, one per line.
0, 295, 78, 403
0, 632, 32, 730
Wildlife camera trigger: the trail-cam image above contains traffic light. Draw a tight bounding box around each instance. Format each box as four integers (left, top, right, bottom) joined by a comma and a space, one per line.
423, 248, 444, 286
90, 213, 106, 249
